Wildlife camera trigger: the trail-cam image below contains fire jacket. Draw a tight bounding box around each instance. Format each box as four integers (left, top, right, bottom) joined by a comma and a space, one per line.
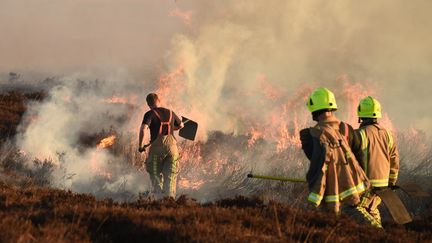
300, 117, 370, 213
356, 122, 400, 187
300, 120, 363, 164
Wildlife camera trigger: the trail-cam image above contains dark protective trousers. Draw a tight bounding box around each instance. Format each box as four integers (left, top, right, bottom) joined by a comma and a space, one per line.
145, 135, 179, 198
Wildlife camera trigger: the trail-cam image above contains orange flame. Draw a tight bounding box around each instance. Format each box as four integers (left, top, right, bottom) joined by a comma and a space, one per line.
156, 64, 186, 107
96, 135, 116, 149
247, 128, 263, 147
337, 77, 395, 133
243, 77, 311, 151
178, 178, 205, 190
142, 66, 400, 191
88, 135, 116, 179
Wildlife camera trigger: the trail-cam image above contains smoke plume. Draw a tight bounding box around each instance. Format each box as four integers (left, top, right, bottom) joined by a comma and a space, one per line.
1, 0, 431, 200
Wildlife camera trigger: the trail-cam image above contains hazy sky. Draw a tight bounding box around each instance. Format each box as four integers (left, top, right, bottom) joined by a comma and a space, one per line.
0, 0, 185, 74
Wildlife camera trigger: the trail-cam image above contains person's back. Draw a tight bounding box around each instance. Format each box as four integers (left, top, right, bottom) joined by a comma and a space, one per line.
144, 107, 181, 144
138, 93, 184, 199
355, 96, 400, 228
306, 116, 369, 214
300, 88, 370, 217
357, 122, 399, 187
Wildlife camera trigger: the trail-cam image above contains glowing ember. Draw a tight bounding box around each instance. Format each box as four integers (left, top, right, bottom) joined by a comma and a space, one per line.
97, 135, 116, 149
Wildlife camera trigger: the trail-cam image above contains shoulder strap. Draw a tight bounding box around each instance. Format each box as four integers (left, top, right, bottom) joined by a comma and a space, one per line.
152, 109, 173, 136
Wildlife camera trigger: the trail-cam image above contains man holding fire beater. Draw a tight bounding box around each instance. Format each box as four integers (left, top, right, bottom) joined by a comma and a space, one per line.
299, 87, 373, 225
355, 96, 400, 228
138, 93, 184, 199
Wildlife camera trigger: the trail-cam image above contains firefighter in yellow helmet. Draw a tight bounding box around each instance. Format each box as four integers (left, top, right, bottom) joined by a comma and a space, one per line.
299, 88, 372, 223
356, 96, 400, 228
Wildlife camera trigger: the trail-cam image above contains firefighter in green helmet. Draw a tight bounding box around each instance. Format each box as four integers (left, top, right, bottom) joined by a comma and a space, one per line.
299, 88, 372, 224
355, 96, 400, 228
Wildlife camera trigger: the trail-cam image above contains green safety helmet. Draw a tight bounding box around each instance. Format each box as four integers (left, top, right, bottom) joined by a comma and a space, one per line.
307, 87, 338, 113
357, 96, 382, 118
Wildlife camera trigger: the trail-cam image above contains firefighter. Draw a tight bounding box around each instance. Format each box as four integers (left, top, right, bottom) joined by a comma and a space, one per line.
299, 88, 371, 222
356, 96, 400, 227
138, 93, 184, 198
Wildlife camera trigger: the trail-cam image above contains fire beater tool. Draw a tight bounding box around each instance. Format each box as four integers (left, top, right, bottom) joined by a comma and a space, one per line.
392, 182, 430, 198
246, 174, 428, 197
375, 182, 429, 224
247, 173, 422, 224
376, 182, 429, 225
374, 188, 412, 224
179, 116, 198, 141
247, 174, 430, 197
246, 173, 307, 183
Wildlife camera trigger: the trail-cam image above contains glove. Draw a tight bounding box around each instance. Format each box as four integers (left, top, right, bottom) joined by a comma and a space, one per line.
138, 144, 150, 153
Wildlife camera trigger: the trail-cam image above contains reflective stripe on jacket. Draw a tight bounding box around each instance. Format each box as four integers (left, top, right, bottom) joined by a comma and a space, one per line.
357, 124, 400, 187
302, 117, 370, 213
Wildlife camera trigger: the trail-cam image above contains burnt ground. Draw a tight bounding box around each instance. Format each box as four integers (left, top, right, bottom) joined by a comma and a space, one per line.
0, 90, 431, 242
0, 176, 431, 243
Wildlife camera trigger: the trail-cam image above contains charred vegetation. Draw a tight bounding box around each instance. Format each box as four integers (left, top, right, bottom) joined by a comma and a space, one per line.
0, 90, 431, 242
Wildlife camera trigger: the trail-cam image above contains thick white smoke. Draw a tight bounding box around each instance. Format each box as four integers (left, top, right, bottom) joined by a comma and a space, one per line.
15, 73, 151, 198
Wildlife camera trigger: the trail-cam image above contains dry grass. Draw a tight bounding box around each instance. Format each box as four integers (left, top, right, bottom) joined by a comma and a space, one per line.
0, 91, 45, 142
0, 179, 431, 243
0, 90, 431, 242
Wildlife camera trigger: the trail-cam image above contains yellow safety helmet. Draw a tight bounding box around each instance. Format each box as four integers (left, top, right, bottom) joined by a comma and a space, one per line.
307, 87, 338, 113
357, 96, 382, 118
